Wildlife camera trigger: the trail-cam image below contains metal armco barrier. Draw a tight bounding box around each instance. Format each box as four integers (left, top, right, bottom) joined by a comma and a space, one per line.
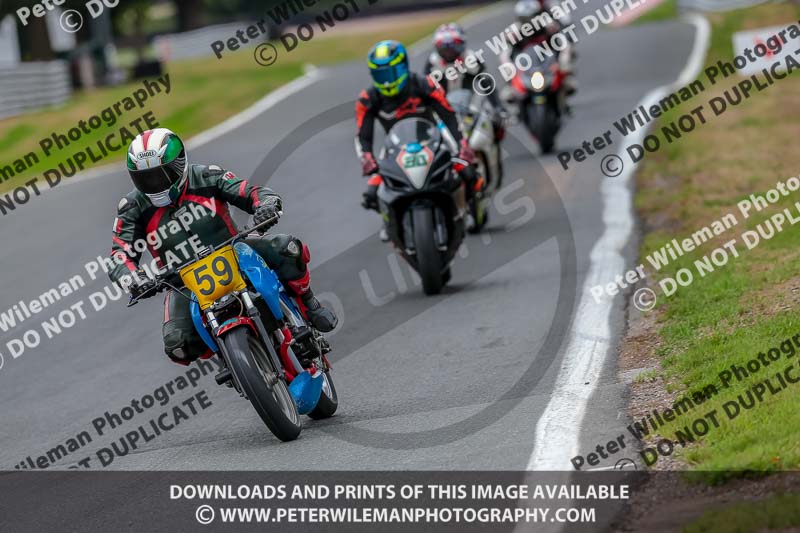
0, 61, 71, 120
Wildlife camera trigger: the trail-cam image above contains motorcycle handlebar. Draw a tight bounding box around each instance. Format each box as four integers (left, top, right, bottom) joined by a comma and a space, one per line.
126, 212, 282, 307
219, 211, 281, 249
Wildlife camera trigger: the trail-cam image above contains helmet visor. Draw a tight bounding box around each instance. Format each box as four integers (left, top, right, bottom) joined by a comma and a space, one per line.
130, 165, 181, 195
371, 63, 409, 96
437, 41, 464, 63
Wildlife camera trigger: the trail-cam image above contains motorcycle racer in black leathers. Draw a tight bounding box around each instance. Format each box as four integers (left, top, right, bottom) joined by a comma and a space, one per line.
109, 128, 337, 366
355, 40, 481, 221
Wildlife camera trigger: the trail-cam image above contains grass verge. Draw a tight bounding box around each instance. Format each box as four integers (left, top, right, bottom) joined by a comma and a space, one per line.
0, 7, 473, 193
633, 0, 678, 24
683, 492, 800, 532
631, 1, 800, 482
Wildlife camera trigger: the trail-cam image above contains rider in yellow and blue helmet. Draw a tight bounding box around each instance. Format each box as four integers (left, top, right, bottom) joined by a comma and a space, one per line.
357, 40, 481, 229
368, 40, 410, 97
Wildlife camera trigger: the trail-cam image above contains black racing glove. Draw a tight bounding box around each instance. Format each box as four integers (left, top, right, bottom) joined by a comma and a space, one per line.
129, 270, 158, 300
253, 196, 282, 231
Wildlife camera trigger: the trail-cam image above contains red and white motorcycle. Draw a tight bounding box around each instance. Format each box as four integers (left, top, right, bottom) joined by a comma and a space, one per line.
505, 46, 567, 153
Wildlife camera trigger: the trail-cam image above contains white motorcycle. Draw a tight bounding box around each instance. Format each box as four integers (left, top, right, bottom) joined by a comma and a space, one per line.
445, 89, 504, 233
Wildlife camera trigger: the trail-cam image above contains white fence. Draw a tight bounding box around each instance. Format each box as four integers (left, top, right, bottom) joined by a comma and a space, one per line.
0, 61, 72, 120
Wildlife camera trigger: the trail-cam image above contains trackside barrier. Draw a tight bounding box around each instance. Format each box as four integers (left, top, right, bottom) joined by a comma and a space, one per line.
0, 61, 72, 120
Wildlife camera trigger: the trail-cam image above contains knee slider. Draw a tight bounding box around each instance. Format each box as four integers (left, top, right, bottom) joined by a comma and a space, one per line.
273, 235, 301, 257
163, 329, 203, 364
279, 236, 310, 264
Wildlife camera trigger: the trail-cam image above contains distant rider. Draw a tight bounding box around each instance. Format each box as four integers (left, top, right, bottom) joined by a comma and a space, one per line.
108, 128, 337, 366
423, 23, 508, 142
506, 0, 577, 96
355, 40, 481, 235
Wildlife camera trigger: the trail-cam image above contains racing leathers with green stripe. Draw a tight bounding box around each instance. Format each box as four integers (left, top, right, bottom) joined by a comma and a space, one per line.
109, 164, 335, 365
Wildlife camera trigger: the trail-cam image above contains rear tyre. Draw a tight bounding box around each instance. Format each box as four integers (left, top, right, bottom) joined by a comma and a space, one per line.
467, 200, 489, 234
468, 154, 490, 235
412, 207, 444, 296
223, 328, 302, 441
494, 143, 504, 190
308, 371, 338, 420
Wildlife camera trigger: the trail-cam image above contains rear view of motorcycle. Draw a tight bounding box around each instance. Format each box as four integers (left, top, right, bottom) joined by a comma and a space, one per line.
376, 118, 467, 295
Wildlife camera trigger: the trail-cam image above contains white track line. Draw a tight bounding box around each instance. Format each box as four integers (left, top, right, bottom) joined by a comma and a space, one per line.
185, 65, 321, 150
63, 67, 323, 186
66, 2, 505, 188
525, 14, 711, 470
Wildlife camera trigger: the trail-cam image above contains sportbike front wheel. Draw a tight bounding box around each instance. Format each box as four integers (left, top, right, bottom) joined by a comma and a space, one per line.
412, 207, 444, 296
528, 103, 556, 154
223, 328, 301, 442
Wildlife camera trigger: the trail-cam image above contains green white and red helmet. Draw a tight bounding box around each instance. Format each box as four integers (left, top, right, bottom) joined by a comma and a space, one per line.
126, 128, 188, 207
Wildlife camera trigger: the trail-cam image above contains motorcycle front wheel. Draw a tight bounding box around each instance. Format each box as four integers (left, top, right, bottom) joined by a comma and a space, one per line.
527, 102, 557, 154
412, 207, 444, 296
223, 328, 302, 442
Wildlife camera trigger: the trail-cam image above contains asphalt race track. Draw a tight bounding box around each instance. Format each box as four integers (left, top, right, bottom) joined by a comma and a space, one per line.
0, 3, 697, 474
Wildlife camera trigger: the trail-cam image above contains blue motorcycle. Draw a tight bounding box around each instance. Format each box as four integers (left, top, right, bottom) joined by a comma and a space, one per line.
128, 214, 337, 442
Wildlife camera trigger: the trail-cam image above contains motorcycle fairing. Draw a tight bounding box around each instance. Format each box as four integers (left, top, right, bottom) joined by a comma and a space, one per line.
395, 144, 434, 189
189, 242, 285, 352
288, 370, 324, 415
189, 241, 323, 412
233, 242, 285, 321
190, 295, 219, 353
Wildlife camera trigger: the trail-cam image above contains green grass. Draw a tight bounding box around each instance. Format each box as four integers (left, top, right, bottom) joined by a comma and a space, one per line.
704, 3, 800, 60
634, 0, 678, 24
634, 368, 659, 383
643, 242, 800, 482
0, 7, 474, 192
683, 493, 800, 533
633, 2, 800, 480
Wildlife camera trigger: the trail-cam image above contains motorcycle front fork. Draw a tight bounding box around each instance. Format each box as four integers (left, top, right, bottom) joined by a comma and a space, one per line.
403, 207, 449, 254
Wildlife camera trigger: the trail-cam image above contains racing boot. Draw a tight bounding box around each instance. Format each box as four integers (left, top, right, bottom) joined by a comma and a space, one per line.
287, 272, 338, 332
361, 176, 389, 241
362, 175, 382, 212
459, 165, 487, 232
301, 290, 338, 332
